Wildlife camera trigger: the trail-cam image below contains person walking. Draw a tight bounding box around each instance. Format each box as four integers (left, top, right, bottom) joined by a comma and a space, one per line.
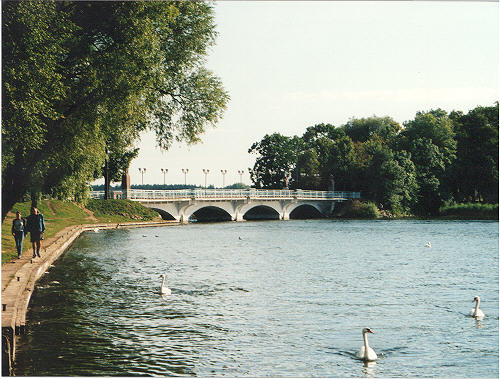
26, 207, 45, 258
11, 211, 27, 259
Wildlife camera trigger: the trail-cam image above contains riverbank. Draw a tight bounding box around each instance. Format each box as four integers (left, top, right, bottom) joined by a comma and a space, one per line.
1, 217, 178, 375
333, 200, 499, 220
2, 199, 161, 264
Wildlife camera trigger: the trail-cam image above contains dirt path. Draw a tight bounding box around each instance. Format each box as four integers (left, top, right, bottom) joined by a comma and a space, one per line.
45, 200, 56, 216
80, 206, 98, 222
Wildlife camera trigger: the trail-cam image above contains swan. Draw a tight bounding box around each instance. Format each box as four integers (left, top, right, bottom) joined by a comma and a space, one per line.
159, 274, 172, 296
356, 328, 378, 361
470, 296, 485, 319
425, 241, 431, 248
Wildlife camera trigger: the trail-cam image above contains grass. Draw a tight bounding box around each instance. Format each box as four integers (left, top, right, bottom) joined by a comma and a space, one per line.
439, 203, 499, 220
2, 199, 161, 264
86, 199, 160, 222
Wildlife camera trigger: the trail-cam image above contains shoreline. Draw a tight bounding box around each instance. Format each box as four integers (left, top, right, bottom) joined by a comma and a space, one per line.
1, 219, 179, 376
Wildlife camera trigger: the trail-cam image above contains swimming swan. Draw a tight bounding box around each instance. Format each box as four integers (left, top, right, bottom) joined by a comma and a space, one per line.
356, 328, 378, 361
159, 274, 172, 296
470, 296, 485, 319
425, 241, 431, 248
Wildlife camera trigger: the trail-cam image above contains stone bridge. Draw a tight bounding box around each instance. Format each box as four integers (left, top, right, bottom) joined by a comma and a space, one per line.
93, 189, 361, 223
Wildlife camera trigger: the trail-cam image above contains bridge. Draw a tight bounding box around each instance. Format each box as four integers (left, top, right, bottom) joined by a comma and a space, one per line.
90, 189, 361, 223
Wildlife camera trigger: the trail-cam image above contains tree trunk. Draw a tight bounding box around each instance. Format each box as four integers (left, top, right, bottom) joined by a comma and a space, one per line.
1, 167, 29, 222
104, 145, 110, 200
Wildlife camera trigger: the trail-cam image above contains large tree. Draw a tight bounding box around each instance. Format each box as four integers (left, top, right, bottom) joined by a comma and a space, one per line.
399, 109, 457, 215
2, 1, 229, 220
248, 133, 301, 189
449, 103, 499, 203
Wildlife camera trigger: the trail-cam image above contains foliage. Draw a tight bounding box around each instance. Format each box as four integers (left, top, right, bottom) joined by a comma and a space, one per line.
248, 104, 496, 218
248, 133, 301, 189
344, 116, 401, 144
224, 183, 251, 189
448, 103, 499, 203
333, 200, 380, 219
439, 203, 498, 220
2, 1, 229, 220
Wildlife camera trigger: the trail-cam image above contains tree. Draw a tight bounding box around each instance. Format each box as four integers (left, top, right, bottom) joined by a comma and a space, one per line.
248, 133, 300, 189
399, 110, 457, 215
295, 148, 321, 189
2, 1, 73, 211
449, 103, 498, 203
343, 116, 401, 144
2, 1, 229, 221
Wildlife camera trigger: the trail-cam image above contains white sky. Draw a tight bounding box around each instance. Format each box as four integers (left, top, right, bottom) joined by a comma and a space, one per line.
125, 1, 499, 187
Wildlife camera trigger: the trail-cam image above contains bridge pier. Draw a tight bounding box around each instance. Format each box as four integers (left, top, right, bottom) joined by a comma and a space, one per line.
234, 213, 245, 222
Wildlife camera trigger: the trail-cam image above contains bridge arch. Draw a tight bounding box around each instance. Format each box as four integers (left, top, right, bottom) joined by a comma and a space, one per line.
289, 203, 325, 219
149, 208, 176, 221
190, 206, 232, 222
242, 205, 281, 221
181, 203, 235, 223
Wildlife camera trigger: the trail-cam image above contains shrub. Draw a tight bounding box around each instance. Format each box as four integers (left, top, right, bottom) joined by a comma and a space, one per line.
333, 200, 380, 219
439, 203, 498, 220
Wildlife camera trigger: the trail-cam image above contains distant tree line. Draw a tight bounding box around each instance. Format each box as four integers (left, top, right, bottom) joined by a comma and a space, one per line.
2, 1, 228, 221
249, 104, 498, 216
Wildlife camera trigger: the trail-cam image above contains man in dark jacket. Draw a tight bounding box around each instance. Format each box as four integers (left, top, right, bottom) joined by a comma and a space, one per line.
26, 207, 45, 258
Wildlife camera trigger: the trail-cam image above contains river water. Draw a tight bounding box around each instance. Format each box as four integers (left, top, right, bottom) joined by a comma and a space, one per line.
15, 220, 498, 377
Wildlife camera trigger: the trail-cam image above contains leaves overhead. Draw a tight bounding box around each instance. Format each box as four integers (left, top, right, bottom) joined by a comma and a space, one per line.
2, 0, 229, 220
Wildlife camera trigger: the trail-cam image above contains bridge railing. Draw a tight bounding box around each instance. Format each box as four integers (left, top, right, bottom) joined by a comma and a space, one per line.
96, 189, 361, 201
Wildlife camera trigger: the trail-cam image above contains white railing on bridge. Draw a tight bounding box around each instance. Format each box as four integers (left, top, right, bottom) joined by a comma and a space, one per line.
90, 189, 360, 201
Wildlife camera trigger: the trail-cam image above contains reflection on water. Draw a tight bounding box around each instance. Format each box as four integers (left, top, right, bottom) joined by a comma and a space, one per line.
362, 361, 377, 378
15, 220, 499, 377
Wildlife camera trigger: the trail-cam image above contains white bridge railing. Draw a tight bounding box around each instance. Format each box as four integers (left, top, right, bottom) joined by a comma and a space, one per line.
90, 189, 360, 201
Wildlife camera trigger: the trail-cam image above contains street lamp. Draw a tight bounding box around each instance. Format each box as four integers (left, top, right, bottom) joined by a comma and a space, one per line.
181, 168, 189, 186
202, 169, 210, 188
220, 169, 227, 188
161, 168, 168, 186
138, 168, 146, 185
237, 170, 244, 184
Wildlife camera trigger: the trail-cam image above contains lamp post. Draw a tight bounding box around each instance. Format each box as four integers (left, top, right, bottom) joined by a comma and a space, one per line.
161, 168, 168, 186
138, 168, 146, 185
181, 168, 189, 186
202, 169, 210, 188
237, 170, 244, 184
220, 169, 227, 188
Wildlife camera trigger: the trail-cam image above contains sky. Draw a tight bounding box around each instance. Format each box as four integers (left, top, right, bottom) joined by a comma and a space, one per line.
125, 1, 499, 188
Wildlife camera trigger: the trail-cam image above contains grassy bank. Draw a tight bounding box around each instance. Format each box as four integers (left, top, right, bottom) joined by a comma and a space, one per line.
2, 199, 161, 264
439, 203, 499, 220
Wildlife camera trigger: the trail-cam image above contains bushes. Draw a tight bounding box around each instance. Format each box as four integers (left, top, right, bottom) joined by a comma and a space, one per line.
86, 199, 160, 221
439, 203, 498, 220
333, 200, 380, 219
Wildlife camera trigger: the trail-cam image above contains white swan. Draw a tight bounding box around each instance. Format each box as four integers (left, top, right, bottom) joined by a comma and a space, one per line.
425, 241, 431, 248
356, 328, 378, 361
470, 296, 485, 319
159, 274, 172, 296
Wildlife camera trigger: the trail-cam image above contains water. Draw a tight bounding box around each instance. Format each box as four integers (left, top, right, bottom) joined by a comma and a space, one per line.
15, 220, 498, 377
